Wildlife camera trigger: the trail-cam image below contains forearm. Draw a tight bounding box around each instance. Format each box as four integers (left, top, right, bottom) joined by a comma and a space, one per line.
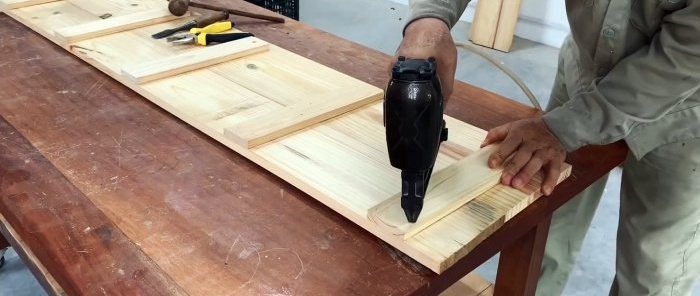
406, 0, 470, 32
543, 0, 700, 151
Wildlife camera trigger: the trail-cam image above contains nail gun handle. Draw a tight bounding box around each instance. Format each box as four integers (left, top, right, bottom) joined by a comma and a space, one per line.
198, 32, 254, 45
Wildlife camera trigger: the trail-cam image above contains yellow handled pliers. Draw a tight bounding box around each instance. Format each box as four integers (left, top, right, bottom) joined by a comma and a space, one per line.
166, 21, 253, 46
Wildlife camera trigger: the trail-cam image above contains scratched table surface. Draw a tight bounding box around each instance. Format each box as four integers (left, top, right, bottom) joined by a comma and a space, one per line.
0, 1, 628, 295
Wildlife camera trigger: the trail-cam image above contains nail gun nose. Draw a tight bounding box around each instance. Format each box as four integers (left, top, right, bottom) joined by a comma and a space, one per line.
400, 171, 427, 223
404, 208, 421, 223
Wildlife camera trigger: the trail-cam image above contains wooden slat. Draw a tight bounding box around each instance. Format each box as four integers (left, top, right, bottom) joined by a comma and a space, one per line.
223, 85, 383, 148
469, 0, 503, 48
368, 145, 503, 240
440, 272, 494, 296
493, 0, 523, 52
121, 38, 270, 84
54, 8, 187, 46
0, 0, 59, 10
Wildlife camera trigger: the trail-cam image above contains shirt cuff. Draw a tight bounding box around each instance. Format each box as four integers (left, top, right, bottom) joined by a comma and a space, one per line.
542, 99, 598, 152
404, 0, 467, 34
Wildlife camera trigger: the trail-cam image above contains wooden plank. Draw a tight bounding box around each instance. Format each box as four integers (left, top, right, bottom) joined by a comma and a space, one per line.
253, 103, 571, 272
440, 272, 493, 296
67, 0, 163, 16
209, 45, 368, 107
54, 8, 187, 46
223, 84, 383, 148
0, 0, 59, 10
4, 1, 100, 44
368, 145, 503, 240
493, 0, 523, 52
469, 0, 503, 48
121, 37, 270, 84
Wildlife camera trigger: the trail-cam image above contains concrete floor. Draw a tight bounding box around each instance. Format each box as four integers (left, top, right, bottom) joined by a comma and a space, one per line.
0, 0, 697, 295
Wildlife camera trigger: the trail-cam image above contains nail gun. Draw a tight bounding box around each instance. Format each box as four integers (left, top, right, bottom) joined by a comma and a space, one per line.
384, 56, 448, 223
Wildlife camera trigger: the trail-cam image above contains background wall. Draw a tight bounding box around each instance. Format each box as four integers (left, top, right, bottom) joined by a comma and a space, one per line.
386, 0, 570, 48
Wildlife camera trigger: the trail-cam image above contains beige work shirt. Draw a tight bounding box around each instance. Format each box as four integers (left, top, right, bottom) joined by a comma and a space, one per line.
408, 0, 700, 159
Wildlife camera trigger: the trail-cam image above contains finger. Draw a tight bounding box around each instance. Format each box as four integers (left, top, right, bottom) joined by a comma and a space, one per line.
500, 144, 536, 185
488, 132, 522, 169
481, 124, 510, 148
512, 150, 546, 189
542, 156, 563, 196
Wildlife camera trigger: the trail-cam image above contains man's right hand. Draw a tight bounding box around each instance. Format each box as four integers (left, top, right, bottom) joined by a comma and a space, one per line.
392, 18, 458, 100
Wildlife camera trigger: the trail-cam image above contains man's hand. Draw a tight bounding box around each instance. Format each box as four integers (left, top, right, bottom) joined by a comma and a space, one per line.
481, 118, 567, 196
392, 18, 457, 100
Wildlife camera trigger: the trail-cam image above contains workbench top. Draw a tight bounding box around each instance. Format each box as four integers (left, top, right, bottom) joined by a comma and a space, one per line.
0, 1, 627, 295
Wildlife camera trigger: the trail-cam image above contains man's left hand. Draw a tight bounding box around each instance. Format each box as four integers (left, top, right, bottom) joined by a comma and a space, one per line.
480, 118, 567, 196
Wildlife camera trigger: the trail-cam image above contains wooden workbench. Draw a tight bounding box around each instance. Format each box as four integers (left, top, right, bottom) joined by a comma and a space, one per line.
0, 1, 628, 295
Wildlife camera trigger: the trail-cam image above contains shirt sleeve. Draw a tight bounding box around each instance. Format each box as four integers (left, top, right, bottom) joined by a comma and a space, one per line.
405, 0, 471, 33
543, 0, 700, 151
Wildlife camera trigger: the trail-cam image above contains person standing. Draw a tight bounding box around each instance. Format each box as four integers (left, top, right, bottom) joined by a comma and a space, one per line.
394, 1, 700, 295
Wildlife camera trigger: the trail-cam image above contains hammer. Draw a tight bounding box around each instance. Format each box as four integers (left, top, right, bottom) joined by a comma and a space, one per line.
168, 0, 286, 23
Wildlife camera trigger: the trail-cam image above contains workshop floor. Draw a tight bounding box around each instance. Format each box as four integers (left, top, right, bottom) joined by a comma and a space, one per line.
0, 1, 697, 295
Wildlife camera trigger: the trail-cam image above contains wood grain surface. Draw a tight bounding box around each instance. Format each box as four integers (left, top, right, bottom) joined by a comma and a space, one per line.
0, 0, 629, 294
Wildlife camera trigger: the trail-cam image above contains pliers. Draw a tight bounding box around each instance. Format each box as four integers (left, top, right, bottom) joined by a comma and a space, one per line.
166, 21, 254, 46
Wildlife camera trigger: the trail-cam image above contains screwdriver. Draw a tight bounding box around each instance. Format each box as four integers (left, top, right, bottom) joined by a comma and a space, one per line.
151, 11, 229, 39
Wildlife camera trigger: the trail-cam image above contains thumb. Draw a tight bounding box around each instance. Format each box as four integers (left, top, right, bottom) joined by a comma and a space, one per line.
481, 124, 510, 147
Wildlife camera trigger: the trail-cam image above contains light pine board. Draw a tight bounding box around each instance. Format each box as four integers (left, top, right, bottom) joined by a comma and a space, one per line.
368, 145, 503, 240
440, 272, 494, 296
54, 8, 185, 45
469, 0, 522, 52
470, 0, 502, 48
0, 0, 58, 10
0, 0, 572, 279
122, 37, 271, 84
493, 0, 523, 52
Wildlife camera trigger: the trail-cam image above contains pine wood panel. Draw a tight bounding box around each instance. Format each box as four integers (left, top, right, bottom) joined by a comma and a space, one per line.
0, 0, 571, 276
493, 0, 523, 52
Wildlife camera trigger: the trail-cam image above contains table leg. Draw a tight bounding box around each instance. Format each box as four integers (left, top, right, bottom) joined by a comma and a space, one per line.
493, 214, 552, 296
0, 233, 9, 268
0, 232, 9, 249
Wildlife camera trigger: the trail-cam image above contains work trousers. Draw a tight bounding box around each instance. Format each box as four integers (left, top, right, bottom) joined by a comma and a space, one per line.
534, 48, 700, 296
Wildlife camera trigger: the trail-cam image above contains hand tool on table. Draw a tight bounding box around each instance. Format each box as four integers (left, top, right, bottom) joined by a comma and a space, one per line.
151, 10, 229, 39
384, 57, 448, 223
166, 21, 254, 45
167, 0, 285, 23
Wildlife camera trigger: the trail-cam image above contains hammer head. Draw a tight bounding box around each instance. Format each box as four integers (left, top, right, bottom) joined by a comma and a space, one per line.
168, 0, 190, 16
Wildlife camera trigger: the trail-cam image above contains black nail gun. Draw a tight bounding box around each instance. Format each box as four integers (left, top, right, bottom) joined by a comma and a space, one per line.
384, 56, 448, 223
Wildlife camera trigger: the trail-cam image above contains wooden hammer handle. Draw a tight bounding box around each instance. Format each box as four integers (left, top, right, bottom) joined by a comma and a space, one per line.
189, 1, 286, 23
